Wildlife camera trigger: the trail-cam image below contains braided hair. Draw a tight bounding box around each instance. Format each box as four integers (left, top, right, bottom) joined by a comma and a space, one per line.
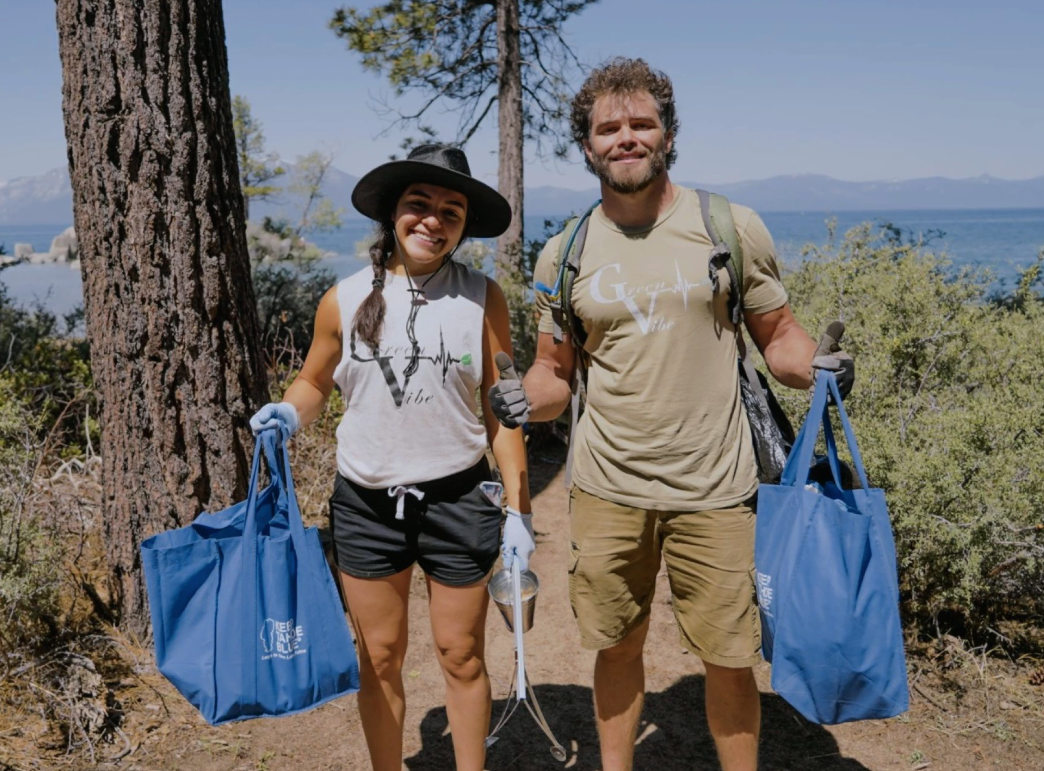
350, 220, 395, 350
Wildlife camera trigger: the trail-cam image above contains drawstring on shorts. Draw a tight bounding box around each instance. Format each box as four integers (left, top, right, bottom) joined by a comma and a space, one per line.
388, 485, 425, 520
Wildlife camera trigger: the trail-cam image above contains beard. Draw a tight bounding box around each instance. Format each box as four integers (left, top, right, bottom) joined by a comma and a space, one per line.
589, 141, 668, 194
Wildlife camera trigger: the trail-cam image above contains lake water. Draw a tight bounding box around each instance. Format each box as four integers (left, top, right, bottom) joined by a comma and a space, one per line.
3, 209, 1042, 318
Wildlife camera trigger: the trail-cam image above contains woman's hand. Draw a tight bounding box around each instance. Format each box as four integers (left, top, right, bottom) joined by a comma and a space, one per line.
249, 402, 300, 440
501, 507, 536, 572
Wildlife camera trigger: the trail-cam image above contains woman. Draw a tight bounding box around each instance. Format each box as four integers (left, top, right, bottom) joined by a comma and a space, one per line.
250, 144, 535, 771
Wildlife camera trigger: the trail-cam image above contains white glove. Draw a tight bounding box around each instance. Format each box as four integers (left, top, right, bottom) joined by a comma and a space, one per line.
249, 402, 300, 440
501, 506, 536, 572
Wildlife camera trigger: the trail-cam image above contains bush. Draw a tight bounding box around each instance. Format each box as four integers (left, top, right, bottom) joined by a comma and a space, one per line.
248, 217, 338, 363
253, 260, 336, 362
0, 377, 63, 654
780, 224, 1044, 647
0, 282, 94, 456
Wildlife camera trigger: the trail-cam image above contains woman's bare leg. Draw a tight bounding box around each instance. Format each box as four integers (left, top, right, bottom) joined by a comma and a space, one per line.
340, 567, 414, 771
427, 574, 492, 771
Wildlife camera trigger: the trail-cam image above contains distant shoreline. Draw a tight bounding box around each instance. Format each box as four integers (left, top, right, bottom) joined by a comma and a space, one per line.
3, 209, 1042, 320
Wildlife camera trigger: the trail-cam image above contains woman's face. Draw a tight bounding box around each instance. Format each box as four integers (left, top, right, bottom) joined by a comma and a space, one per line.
392, 183, 469, 268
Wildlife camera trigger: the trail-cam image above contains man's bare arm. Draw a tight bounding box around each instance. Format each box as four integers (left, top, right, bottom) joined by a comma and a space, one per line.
522, 331, 576, 421
744, 304, 817, 390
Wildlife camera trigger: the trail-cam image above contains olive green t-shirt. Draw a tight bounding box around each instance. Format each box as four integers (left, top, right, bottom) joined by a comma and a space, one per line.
534, 185, 788, 510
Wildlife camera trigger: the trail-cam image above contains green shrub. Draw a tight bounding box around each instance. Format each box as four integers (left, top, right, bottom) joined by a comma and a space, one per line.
0, 377, 63, 652
253, 260, 336, 363
0, 282, 94, 455
780, 224, 1044, 646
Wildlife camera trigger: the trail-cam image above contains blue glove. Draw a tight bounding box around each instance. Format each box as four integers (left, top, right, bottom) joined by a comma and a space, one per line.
501, 506, 536, 572
249, 402, 300, 440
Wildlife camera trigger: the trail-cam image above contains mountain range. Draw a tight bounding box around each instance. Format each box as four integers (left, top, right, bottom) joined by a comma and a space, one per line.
3, 166, 1043, 226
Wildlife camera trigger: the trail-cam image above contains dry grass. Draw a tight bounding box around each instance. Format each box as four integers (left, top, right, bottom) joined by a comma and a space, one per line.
904, 635, 1044, 752
0, 441, 135, 770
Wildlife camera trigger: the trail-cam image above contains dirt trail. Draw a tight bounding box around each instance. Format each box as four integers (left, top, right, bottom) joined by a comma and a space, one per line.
101, 457, 1041, 771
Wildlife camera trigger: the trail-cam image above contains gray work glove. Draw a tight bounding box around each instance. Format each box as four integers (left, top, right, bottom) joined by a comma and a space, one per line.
487, 352, 530, 429
811, 321, 855, 401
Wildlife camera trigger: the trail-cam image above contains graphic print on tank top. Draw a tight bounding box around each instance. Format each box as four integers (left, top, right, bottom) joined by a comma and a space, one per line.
348, 326, 468, 408
346, 268, 480, 409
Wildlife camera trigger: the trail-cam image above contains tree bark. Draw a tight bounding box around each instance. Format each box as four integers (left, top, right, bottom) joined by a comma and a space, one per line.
55, 0, 268, 638
495, 0, 524, 281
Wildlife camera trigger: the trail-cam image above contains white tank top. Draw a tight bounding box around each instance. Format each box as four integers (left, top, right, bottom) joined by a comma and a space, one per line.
332, 260, 488, 488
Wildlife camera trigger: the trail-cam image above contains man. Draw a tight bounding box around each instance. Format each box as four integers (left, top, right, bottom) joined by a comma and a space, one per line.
488, 58, 854, 771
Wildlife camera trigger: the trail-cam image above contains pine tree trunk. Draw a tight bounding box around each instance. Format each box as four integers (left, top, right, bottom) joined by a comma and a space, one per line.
55, 0, 268, 639
495, 0, 524, 281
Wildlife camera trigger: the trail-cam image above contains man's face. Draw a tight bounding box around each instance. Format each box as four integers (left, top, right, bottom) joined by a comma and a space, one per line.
583, 90, 672, 194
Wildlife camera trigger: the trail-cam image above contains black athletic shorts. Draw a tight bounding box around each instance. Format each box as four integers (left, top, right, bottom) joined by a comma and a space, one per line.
329, 458, 503, 586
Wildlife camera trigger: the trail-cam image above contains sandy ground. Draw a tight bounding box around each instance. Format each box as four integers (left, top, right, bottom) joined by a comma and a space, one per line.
26, 454, 1042, 771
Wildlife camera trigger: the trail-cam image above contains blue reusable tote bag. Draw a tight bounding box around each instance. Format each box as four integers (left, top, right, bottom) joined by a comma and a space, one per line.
141, 431, 359, 724
755, 371, 909, 724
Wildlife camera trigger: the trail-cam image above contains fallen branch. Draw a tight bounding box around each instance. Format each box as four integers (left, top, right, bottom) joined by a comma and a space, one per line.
913, 682, 950, 712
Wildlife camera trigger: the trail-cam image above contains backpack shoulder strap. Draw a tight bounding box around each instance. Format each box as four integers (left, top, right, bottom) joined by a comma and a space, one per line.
534, 200, 599, 345
696, 190, 766, 399
695, 189, 744, 326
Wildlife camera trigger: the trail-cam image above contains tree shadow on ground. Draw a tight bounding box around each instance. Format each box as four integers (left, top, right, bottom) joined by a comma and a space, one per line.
406, 675, 871, 771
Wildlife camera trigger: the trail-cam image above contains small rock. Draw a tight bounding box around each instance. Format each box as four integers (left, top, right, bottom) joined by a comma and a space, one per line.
14, 242, 33, 259
49, 226, 78, 261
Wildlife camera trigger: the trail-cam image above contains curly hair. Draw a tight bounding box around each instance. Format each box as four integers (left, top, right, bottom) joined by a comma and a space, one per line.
570, 58, 679, 172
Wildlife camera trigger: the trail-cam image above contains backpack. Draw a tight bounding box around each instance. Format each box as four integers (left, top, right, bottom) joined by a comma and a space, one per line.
534, 190, 796, 484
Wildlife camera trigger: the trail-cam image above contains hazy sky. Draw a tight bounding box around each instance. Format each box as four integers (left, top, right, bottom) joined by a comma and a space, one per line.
1, 0, 1041, 189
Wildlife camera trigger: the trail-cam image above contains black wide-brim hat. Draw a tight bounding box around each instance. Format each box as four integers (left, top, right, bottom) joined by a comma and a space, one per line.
351, 144, 512, 238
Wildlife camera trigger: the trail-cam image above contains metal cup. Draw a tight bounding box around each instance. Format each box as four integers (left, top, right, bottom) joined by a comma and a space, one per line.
488, 568, 539, 633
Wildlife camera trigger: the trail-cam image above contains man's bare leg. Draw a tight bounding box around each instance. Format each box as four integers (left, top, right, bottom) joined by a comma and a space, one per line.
593, 617, 650, 771
704, 662, 760, 771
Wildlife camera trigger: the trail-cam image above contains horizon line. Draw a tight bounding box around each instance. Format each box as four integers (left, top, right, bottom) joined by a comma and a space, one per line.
4, 166, 1044, 191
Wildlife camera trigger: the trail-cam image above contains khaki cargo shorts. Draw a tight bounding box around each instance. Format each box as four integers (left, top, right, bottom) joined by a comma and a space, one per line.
568, 486, 762, 668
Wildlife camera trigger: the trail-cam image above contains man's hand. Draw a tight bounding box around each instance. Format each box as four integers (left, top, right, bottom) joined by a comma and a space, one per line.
249, 402, 301, 440
488, 352, 531, 429
501, 506, 536, 572
811, 321, 855, 400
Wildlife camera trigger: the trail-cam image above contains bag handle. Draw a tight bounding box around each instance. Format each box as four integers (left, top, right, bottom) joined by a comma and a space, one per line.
824, 374, 871, 490
262, 431, 282, 486
241, 435, 265, 711
242, 430, 335, 710
261, 431, 291, 511
274, 432, 341, 692
781, 371, 870, 490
